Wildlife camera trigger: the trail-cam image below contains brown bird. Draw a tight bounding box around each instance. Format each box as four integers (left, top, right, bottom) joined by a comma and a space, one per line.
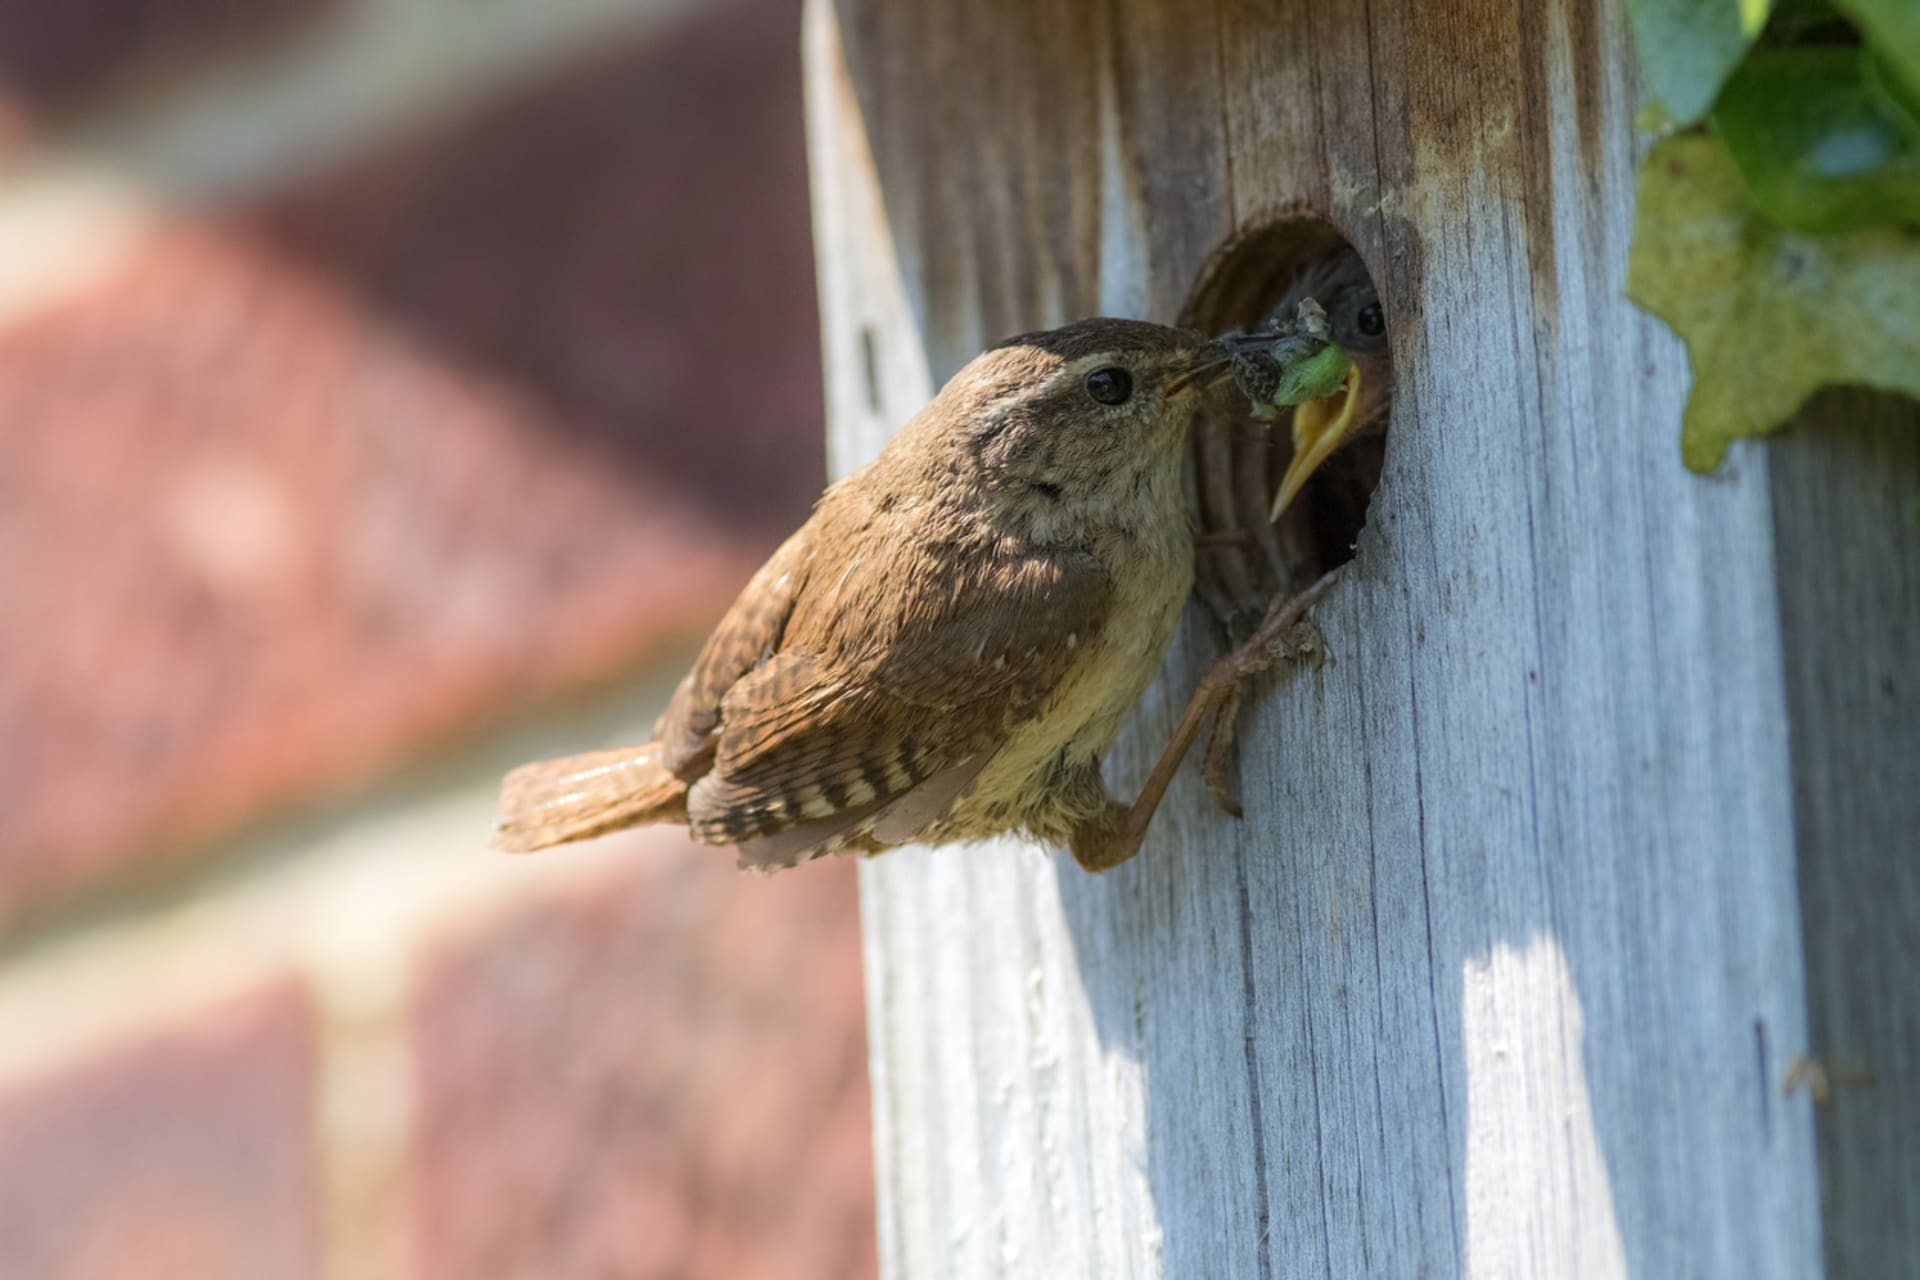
495, 318, 1347, 873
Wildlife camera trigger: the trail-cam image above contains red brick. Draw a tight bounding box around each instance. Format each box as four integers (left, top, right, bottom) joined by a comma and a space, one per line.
0, 0, 823, 919
0, 0, 331, 143
410, 838, 876, 1280
0, 979, 319, 1280
252, 0, 827, 539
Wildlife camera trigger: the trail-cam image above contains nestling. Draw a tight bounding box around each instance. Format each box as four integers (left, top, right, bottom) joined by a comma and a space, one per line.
1190, 243, 1392, 635
496, 318, 1343, 873
1242, 245, 1393, 521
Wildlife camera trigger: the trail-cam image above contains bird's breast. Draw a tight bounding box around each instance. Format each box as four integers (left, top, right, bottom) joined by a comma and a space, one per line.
951, 518, 1193, 830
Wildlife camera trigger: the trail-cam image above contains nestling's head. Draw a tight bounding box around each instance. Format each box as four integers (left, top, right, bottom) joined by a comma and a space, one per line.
1220, 247, 1394, 518
1274, 247, 1392, 434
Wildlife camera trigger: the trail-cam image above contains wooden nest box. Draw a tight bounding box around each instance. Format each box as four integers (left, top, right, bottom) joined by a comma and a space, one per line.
803, 1, 1919, 1275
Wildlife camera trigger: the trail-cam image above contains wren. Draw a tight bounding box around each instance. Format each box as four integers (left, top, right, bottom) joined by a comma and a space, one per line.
495, 318, 1343, 873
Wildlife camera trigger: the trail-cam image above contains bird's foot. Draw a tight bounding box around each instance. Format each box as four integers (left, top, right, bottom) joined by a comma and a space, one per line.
1193, 576, 1340, 816
1104, 568, 1344, 861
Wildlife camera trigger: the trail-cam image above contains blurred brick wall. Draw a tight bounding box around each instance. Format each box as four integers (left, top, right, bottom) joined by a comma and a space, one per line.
0, 0, 877, 1276
0, 981, 320, 1278
0, 0, 331, 146
412, 853, 873, 1280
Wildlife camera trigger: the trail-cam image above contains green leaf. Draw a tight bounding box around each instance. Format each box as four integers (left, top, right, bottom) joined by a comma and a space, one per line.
1625, 0, 1773, 124
1627, 134, 1920, 471
1713, 48, 1920, 233
1865, 48, 1920, 143
1837, 0, 1920, 105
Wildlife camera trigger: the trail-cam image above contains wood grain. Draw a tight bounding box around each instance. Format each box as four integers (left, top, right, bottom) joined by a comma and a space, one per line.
804, 0, 1904, 1274
1771, 389, 1920, 1279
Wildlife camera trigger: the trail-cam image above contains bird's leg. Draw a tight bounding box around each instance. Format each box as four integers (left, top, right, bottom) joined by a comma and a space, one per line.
1198, 597, 1329, 814
1068, 567, 1344, 871
1200, 679, 1247, 816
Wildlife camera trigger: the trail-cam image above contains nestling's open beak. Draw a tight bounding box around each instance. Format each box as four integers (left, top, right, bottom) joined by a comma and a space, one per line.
1270, 362, 1365, 520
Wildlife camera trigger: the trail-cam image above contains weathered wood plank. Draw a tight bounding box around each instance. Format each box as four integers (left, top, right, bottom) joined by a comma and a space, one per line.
805, 0, 1861, 1275
1771, 390, 1920, 1279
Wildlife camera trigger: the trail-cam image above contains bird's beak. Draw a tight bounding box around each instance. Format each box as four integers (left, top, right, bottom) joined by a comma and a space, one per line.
1166, 351, 1238, 398
1270, 363, 1365, 520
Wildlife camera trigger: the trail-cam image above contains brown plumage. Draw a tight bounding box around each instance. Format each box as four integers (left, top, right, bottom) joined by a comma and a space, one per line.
498, 318, 1257, 873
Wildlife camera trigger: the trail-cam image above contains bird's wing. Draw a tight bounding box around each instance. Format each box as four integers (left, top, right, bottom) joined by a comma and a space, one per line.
685, 546, 1112, 866
652, 525, 814, 778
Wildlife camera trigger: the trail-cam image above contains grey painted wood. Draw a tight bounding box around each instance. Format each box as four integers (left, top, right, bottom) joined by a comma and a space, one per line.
801, 0, 1872, 1275
1772, 391, 1920, 1279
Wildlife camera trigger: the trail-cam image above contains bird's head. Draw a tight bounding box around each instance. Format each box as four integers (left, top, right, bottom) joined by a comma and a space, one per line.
913, 318, 1236, 537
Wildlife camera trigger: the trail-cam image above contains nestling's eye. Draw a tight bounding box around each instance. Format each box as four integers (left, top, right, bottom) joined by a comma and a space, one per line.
1083, 366, 1133, 406
1356, 302, 1385, 338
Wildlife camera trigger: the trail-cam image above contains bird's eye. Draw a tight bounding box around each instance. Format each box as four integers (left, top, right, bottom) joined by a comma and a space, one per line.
1357, 303, 1385, 338
1084, 366, 1133, 406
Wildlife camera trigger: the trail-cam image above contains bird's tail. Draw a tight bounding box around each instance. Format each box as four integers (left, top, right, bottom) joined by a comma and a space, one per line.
493, 743, 689, 853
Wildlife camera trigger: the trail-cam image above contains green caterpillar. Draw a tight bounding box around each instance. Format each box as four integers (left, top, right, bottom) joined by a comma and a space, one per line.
1227, 298, 1353, 420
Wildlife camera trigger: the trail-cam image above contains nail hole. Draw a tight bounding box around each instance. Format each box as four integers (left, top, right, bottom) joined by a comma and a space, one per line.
1179, 216, 1393, 631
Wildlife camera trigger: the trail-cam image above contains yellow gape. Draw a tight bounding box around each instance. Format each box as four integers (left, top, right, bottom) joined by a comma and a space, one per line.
1272, 361, 1367, 521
